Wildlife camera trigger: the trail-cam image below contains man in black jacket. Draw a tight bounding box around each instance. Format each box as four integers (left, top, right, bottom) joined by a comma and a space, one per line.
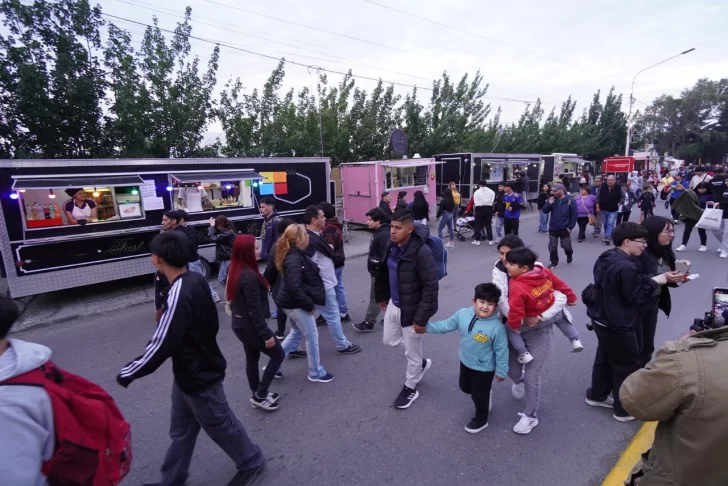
379, 191, 393, 216
596, 175, 624, 246
584, 223, 677, 422
177, 210, 221, 303
303, 205, 361, 355
355, 207, 391, 332
375, 210, 438, 409
118, 231, 265, 486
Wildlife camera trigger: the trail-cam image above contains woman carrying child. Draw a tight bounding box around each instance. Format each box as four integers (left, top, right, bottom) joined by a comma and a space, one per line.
492, 236, 580, 435
413, 283, 508, 434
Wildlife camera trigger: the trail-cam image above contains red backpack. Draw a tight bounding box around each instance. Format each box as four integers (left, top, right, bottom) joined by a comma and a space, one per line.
0, 361, 132, 485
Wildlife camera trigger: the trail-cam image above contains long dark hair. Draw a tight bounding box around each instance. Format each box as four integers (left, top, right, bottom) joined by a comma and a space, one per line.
642, 216, 675, 267
411, 190, 428, 214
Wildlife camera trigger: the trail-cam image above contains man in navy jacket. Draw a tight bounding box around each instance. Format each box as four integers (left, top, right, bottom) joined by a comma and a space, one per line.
543, 183, 578, 268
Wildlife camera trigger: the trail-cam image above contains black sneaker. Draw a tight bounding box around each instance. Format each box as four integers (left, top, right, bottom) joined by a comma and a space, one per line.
464, 418, 489, 434
261, 366, 283, 379
316, 316, 326, 326
250, 395, 279, 411
566, 254, 573, 264
394, 385, 419, 409
287, 349, 307, 359
577, 239, 583, 242
353, 321, 375, 333
228, 460, 266, 486
604, 238, 611, 245
420, 358, 432, 379
337, 343, 362, 355
274, 331, 285, 340
548, 263, 558, 269
308, 373, 335, 383
340, 313, 352, 322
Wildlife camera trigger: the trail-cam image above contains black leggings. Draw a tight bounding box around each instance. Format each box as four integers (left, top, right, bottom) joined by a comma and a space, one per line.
616, 210, 632, 224
577, 217, 589, 240
232, 328, 285, 398
277, 311, 287, 335
682, 219, 707, 246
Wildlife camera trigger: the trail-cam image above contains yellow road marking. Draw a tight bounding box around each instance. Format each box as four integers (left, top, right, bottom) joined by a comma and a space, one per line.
602, 422, 657, 486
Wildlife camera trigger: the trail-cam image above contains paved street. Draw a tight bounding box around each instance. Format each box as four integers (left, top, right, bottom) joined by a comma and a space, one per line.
13, 207, 723, 486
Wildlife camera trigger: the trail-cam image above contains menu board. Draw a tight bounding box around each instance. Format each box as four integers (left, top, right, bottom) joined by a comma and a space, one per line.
141, 180, 165, 211
414, 165, 428, 186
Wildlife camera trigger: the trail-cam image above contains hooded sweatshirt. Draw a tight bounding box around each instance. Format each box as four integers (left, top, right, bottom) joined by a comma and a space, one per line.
507, 264, 577, 329
0, 339, 55, 485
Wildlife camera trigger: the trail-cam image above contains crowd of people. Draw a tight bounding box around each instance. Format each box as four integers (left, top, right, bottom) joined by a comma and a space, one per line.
3, 164, 728, 486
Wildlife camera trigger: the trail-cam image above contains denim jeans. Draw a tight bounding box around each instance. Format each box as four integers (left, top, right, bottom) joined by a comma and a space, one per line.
281, 308, 327, 379
188, 260, 220, 302
539, 210, 549, 232
316, 287, 352, 351
334, 266, 349, 315
438, 210, 454, 241
159, 382, 264, 486
603, 211, 618, 238
217, 260, 231, 286
495, 217, 504, 239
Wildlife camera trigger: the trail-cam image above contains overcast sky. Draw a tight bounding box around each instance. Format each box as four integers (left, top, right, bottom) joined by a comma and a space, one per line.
100, 0, 728, 136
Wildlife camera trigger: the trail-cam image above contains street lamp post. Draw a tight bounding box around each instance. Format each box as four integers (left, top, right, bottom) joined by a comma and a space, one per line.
624, 48, 695, 156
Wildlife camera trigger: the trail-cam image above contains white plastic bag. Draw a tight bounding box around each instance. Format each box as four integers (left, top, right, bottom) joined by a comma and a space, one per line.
696, 207, 722, 231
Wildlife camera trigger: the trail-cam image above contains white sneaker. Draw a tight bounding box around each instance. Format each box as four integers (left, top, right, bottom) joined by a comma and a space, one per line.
571, 339, 584, 353
613, 414, 636, 422
472, 240, 481, 246
488, 240, 495, 246
675, 245, 687, 252
699, 245, 707, 252
512, 382, 525, 400
445, 241, 455, 248
585, 396, 614, 409
721, 251, 728, 259
513, 412, 539, 434
517, 351, 534, 364
494, 238, 500, 244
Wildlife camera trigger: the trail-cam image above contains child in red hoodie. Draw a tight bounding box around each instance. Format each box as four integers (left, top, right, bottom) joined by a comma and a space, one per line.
504, 247, 580, 364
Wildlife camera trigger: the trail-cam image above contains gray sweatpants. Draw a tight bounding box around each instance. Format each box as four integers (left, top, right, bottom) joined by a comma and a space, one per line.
365, 276, 383, 326
507, 323, 554, 418
507, 316, 578, 354
159, 382, 265, 485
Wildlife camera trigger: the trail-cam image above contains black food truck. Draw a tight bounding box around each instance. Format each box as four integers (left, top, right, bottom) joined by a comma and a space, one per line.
539, 153, 595, 194
0, 157, 330, 298
434, 152, 543, 200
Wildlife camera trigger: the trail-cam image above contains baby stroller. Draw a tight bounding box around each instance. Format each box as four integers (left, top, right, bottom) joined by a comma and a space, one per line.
455, 214, 475, 241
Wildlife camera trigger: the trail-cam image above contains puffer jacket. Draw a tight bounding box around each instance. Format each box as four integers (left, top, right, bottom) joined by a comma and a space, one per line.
374, 225, 438, 327
207, 227, 236, 262
322, 217, 345, 268
620, 325, 728, 486
542, 194, 578, 231
367, 223, 391, 275
231, 268, 272, 342
275, 247, 326, 312
635, 248, 676, 317
263, 250, 281, 304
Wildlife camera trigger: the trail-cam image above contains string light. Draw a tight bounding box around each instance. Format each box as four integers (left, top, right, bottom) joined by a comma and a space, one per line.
10, 192, 18, 200
48, 189, 56, 199
225, 184, 232, 190
92, 187, 100, 197
131, 188, 139, 195
166, 185, 174, 192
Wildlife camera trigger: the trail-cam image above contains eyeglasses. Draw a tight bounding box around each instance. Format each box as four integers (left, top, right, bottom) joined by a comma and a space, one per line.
630, 239, 648, 245
662, 229, 676, 235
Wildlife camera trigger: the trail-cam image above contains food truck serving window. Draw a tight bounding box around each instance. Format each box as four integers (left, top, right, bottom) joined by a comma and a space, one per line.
383, 164, 428, 190
12, 175, 147, 230
171, 171, 262, 213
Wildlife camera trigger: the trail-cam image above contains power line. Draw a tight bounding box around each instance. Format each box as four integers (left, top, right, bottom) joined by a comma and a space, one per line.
101, 12, 433, 91
203, 0, 483, 71
115, 0, 433, 82
362, 0, 563, 64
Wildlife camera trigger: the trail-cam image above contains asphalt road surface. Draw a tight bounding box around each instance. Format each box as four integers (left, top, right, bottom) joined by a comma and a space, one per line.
15, 208, 723, 486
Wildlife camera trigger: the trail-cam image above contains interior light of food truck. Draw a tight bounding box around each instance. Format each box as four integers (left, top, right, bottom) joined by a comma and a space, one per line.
383, 165, 429, 190
11, 175, 146, 229
170, 171, 261, 213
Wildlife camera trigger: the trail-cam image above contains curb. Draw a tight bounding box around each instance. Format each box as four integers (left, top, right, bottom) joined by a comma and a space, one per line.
601, 422, 656, 486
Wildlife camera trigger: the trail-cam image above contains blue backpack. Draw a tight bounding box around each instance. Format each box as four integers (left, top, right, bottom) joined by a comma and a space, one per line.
424, 234, 448, 280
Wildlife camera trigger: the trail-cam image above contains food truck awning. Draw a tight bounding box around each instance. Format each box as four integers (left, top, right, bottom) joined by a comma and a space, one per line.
12, 175, 145, 190
171, 171, 263, 183
562, 157, 590, 164
380, 160, 444, 168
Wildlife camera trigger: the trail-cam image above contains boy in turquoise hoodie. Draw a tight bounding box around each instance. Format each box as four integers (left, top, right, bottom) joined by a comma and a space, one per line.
414, 283, 508, 434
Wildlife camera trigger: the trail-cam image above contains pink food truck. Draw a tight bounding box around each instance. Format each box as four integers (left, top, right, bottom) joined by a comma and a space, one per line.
340, 158, 442, 225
